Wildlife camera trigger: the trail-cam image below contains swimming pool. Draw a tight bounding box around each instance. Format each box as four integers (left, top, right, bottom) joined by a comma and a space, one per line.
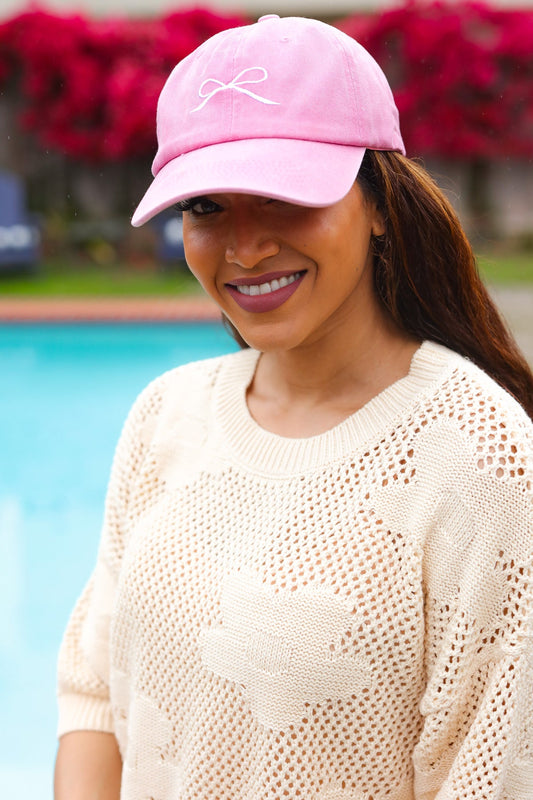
0, 322, 237, 798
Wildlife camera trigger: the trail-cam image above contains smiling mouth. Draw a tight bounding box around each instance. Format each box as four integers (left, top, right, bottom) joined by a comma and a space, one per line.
228, 271, 305, 296
225, 270, 306, 313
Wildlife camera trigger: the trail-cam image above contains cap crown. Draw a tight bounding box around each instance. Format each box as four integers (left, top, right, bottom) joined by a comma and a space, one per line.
153, 16, 404, 176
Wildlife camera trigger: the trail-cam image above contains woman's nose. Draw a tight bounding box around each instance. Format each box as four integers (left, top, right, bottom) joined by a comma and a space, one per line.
224, 210, 280, 269
225, 241, 280, 268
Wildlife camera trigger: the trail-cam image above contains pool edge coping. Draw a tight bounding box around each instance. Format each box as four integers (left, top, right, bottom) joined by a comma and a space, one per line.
0, 297, 221, 322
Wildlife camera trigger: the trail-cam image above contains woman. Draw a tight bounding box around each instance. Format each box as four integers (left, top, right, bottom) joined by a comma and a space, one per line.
54, 15, 533, 800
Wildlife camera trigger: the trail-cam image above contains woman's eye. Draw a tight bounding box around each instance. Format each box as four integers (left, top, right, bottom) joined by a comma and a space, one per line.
178, 197, 222, 216
192, 197, 222, 215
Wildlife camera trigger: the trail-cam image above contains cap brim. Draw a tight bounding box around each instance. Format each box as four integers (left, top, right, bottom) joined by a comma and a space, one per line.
131, 138, 366, 227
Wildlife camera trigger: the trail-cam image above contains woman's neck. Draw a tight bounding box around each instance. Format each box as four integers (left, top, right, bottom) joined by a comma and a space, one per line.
247, 311, 420, 438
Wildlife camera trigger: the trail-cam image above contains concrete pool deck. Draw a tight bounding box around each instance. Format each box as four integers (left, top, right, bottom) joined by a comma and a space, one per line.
0, 295, 220, 322
491, 286, 533, 366
0, 286, 531, 363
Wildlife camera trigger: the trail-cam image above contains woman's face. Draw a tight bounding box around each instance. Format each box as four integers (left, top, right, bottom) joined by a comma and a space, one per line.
181, 183, 385, 352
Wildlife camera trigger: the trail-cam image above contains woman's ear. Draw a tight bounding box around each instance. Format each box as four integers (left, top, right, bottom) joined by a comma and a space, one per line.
371, 206, 385, 238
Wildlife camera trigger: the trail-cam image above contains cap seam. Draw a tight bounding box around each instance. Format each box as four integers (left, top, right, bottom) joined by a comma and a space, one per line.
229, 29, 242, 141
160, 135, 368, 164
330, 30, 362, 143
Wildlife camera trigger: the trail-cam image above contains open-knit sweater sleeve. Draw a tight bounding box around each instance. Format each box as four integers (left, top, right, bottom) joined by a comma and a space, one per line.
413, 379, 533, 799
56, 373, 168, 736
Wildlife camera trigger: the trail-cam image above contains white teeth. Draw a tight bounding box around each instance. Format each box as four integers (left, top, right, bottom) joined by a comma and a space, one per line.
234, 271, 302, 296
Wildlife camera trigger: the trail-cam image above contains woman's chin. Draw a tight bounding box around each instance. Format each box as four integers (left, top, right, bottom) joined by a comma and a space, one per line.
229, 324, 306, 354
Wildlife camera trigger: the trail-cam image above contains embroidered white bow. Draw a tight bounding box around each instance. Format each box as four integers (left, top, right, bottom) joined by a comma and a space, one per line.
191, 66, 279, 112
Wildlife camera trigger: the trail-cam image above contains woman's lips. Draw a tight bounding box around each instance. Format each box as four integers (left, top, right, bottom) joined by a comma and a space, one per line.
225, 271, 306, 313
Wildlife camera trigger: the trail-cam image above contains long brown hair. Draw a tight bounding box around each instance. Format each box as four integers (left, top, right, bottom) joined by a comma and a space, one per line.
356, 150, 533, 418
223, 150, 533, 418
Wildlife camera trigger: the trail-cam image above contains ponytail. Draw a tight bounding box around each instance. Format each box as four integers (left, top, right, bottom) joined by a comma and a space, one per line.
358, 150, 533, 419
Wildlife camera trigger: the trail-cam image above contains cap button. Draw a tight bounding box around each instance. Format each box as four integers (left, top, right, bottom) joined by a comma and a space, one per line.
258, 14, 280, 22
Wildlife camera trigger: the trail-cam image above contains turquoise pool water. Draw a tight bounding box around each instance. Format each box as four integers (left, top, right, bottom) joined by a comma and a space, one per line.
0, 322, 237, 798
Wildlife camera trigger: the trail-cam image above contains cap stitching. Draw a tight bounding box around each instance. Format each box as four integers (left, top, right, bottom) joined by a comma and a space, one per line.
190, 67, 280, 113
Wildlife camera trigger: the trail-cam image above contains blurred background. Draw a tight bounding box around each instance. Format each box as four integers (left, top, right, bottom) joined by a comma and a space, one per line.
1, 0, 533, 269
1, 0, 532, 797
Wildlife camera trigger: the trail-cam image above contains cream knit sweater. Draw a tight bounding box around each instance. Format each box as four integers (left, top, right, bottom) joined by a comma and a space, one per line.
57, 341, 533, 800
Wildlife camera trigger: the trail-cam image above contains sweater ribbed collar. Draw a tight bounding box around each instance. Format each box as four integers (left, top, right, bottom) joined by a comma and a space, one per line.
214, 340, 462, 476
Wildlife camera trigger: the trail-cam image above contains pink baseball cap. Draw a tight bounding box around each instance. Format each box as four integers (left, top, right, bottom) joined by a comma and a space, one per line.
131, 14, 405, 227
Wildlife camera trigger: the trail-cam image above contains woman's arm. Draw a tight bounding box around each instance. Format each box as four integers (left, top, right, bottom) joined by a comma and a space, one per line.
54, 731, 122, 800
55, 376, 169, 785
413, 408, 533, 799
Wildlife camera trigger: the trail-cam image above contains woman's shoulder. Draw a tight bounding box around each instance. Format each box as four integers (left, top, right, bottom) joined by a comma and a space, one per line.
410, 341, 532, 486
416, 340, 531, 431
123, 348, 257, 428
139, 347, 255, 397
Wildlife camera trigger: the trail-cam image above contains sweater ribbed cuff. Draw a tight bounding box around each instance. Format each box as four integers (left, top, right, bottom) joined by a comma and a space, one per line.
57, 692, 114, 738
